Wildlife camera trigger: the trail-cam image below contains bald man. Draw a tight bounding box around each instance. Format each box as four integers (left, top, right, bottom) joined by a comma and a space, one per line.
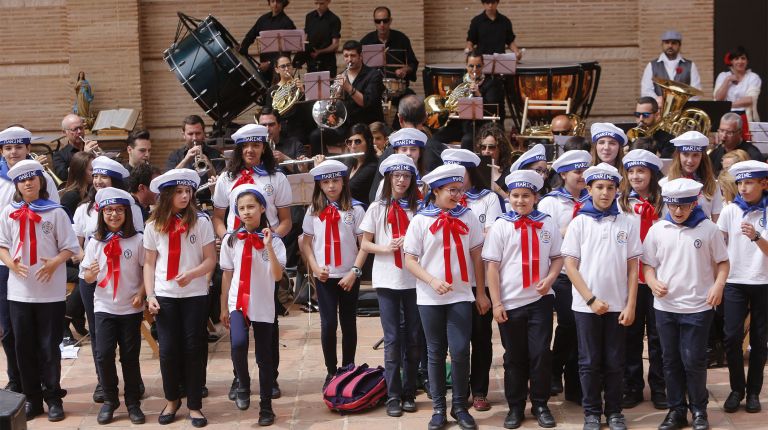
550, 115, 573, 135
52, 114, 99, 182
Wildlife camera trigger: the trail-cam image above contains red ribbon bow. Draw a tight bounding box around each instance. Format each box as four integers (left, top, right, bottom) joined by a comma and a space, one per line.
428, 212, 469, 284
571, 200, 583, 219
9, 204, 41, 265
386, 203, 410, 269
231, 170, 257, 230
98, 235, 122, 300
459, 195, 468, 208
235, 230, 265, 323
515, 217, 543, 289
633, 197, 658, 283
319, 205, 342, 267
166, 217, 188, 281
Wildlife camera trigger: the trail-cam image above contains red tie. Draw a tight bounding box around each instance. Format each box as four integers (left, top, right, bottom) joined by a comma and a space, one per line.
231, 170, 256, 230
633, 197, 658, 283
319, 205, 342, 267
428, 212, 469, 284
9, 204, 41, 265
386, 203, 410, 269
571, 200, 583, 219
235, 230, 265, 323
514, 217, 543, 289
98, 234, 122, 300
166, 216, 188, 281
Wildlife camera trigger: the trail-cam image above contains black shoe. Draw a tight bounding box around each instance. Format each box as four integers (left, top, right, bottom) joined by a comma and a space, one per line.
3, 381, 20, 393
128, 405, 146, 424
607, 413, 627, 430
658, 410, 688, 430
93, 383, 105, 403
323, 373, 333, 390
201, 386, 209, 398
532, 405, 556, 428
61, 336, 77, 347
621, 390, 643, 409
723, 391, 743, 413
428, 410, 447, 430
258, 408, 275, 426
745, 393, 761, 413
189, 411, 207, 428
583, 415, 601, 430
503, 407, 524, 429
550, 378, 563, 395
386, 397, 403, 417
691, 412, 709, 430
228, 377, 238, 401
235, 389, 250, 411
651, 391, 668, 410
402, 396, 417, 413
272, 384, 282, 399
25, 402, 44, 421
47, 404, 65, 422
97, 402, 119, 425
158, 399, 181, 425
450, 409, 477, 430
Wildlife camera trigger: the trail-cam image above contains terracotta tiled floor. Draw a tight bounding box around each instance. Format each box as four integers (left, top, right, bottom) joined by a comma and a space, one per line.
5, 303, 767, 429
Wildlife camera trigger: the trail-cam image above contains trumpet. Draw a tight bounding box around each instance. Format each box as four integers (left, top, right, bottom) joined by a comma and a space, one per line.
31, 152, 64, 187
80, 136, 103, 157
192, 141, 212, 176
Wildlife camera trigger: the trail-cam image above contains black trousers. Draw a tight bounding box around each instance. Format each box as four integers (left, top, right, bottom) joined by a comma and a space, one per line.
315, 277, 360, 375
9, 300, 65, 407
498, 295, 554, 409
79, 279, 101, 384
229, 311, 274, 402
551, 274, 581, 398
469, 287, 493, 396
624, 283, 665, 395
95, 312, 143, 406
0, 266, 20, 386
723, 282, 768, 395
155, 295, 209, 410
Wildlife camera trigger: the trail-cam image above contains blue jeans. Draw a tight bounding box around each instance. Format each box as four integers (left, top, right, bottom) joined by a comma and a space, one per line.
0, 266, 20, 386
624, 283, 665, 395
723, 283, 768, 395
229, 311, 274, 402
419, 301, 473, 412
316, 277, 360, 375
655, 309, 713, 414
377, 288, 421, 399
574, 311, 626, 417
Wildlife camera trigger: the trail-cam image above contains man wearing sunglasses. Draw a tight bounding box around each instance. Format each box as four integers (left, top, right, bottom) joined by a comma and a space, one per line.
634, 97, 674, 158
303, 0, 341, 76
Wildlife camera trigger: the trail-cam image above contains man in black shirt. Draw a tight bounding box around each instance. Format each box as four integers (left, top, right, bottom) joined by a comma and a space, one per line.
53, 113, 100, 182
303, 0, 341, 76
465, 0, 522, 58
165, 115, 224, 181
258, 107, 308, 174
240, 0, 296, 84
709, 112, 765, 175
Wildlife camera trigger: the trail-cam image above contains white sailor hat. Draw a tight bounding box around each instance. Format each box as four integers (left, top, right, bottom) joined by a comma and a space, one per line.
441, 148, 481, 168
389, 128, 427, 148
671, 131, 709, 152
0, 126, 32, 146
229, 183, 267, 217
421, 164, 465, 189
662, 178, 702, 204
622, 149, 663, 171
728, 160, 768, 182
231, 123, 269, 145
149, 168, 200, 193
379, 153, 417, 176
510, 144, 547, 171
309, 160, 348, 181
661, 30, 682, 41
591, 122, 628, 146
92, 156, 130, 180
552, 150, 591, 173
7, 159, 44, 184
583, 162, 622, 184
505, 169, 544, 192
95, 187, 134, 210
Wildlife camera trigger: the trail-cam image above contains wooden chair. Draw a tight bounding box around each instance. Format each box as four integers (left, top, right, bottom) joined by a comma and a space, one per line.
520, 97, 572, 134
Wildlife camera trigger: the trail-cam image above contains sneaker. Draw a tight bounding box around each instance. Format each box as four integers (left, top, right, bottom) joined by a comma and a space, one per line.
607, 413, 627, 430
472, 395, 491, 411
385, 397, 403, 417
583, 415, 601, 430
723, 391, 743, 413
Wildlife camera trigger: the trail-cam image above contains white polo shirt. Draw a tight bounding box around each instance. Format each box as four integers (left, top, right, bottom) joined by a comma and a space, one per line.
143, 215, 215, 298
561, 213, 643, 313
213, 170, 292, 231
482, 213, 562, 310
74, 201, 144, 249
359, 200, 417, 290
219, 233, 286, 323
659, 177, 723, 218
717, 203, 768, 285
538, 189, 588, 274
302, 203, 366, 278
403, 207, 484, 306
642, 218, 729, 313
0, 205, 80, 303
464, 189, 504, 232
80, 234, 145, 315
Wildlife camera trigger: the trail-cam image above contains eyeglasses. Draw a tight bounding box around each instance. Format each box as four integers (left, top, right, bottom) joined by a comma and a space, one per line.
66, 126, 85, 132
391, 173, 412, 181
277, 63, 291, 69
667, 203, 695, 211
374, 18, 391, 24
345, 138, 363, 146
633, 112, 654, 118
103, 207, 126, 216
718, 128, 741, 136
467, 64, 483, 69
444, 188, 465, 197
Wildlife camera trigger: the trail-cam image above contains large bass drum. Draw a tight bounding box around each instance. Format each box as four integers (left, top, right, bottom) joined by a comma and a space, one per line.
423, 64, 466, 98
163, 13, 267, 125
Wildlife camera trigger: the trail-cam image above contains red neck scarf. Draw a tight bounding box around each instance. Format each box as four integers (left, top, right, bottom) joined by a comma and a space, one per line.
235, 230, 265, 322
166, 215, 188, 281
571, 200, 583, 219
633, 196, 658, 283
98, 233, 123, 299
387, 202, 410, 268
9, 203, 41, 265
515, 216, 543, 289
319, 204, 342, 267
428, 212, 469, 284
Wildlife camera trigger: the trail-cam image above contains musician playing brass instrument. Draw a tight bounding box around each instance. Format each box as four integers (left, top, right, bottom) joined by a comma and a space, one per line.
632, 97, 675, 158
165, 115, 224, 183
265, 55, 313, 142
53, 113, 99, 183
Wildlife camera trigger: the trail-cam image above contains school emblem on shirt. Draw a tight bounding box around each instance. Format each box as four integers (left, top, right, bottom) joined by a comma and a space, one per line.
123, 249, 133, 259
41, 221, 54, 235
540, 230, 551, 244
694, 239, 702, 249
189, 234, 197, 244
760, 218, 766, 228
263, 184, 274, 196
343, 212, 354, 225
616, 230, 628, 244
261, 249, 270, 262
479, 214, 486, 223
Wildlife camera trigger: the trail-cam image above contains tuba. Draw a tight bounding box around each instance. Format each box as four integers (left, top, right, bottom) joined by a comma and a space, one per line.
425, 70, 482, 129
271, 70, 304, 116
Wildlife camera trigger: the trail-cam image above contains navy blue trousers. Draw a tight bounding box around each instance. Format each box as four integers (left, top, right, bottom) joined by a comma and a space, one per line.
316, 278, 360, 375
377, 288, 421, 399
229, 310, 274, 402
723, 283, 768, 395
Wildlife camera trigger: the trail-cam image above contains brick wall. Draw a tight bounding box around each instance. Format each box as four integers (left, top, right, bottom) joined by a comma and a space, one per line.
0, 0, 713, 166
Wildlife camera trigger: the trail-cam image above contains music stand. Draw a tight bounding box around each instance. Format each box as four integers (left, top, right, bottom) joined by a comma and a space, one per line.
362, 44, 386, 67
303, 71, 331, 101
683, 101, 733, 132
258, 29, 306, 54
456, 97, 484, 120
482, 53, 517, 75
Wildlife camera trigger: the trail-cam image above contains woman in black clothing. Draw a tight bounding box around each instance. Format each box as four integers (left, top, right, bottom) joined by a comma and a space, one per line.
344, 123, 378, 206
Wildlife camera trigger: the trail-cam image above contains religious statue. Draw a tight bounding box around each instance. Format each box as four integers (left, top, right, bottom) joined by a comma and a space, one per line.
73, 71, 94, 127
